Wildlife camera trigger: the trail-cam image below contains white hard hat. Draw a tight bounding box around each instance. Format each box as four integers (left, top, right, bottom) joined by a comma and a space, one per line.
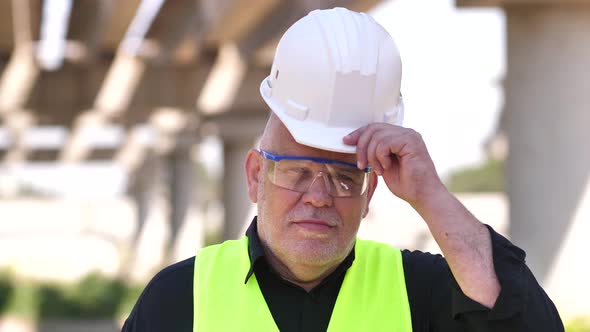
259, 7, 404, 154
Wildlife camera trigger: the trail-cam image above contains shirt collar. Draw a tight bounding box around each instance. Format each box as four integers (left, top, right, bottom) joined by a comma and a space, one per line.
243, 216, 356, 284
244, 217, 266, 283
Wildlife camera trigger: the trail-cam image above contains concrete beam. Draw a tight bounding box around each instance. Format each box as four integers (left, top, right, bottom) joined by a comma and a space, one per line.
114, 107, 199, 173
149, 108, 198, 156
59, 0, 164, 163
60, 0, 205, 164
346, 0, 383, 12
2, 111, 35, 164
0, 0, 39, 113
202, 113, 269, 142
101, 0, 142, 51
94, 54, 146, 117
36, 0, 73, 70
114, 125, 155, 173
234, 1, 302, 59
0, 1, 14, 52
0, 0, 41, 164
235, 0, 383, 61
65, 0, 114, 63
457, 0, 590, 7
144, 0, 201, 63
59, 111, 104, 162
203, 0, 280, 44
119, 0, 166, 56
197, 43, 248, 115
0, 45, 39, 113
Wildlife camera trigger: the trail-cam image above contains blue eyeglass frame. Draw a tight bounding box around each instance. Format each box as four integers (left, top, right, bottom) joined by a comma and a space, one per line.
258, 150, 372, 173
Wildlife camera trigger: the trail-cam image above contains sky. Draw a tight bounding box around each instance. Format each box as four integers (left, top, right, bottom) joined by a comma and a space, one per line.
372, 0, 505, 179
0, 0, 506, 198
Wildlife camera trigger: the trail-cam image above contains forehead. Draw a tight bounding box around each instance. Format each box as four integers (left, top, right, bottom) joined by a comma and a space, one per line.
264, 118, 357, 164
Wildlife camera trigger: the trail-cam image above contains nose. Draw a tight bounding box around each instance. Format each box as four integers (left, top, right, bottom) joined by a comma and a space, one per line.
302, 172, 333, 207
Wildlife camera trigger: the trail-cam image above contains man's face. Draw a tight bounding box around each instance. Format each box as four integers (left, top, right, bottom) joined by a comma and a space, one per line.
245, 118, 377, 274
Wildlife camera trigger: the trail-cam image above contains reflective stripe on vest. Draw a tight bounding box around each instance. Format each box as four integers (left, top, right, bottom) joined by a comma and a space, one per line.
193, 237, 412, 332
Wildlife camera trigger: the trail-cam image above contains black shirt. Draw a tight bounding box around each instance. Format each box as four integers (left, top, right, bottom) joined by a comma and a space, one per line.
122, 217, 564, 332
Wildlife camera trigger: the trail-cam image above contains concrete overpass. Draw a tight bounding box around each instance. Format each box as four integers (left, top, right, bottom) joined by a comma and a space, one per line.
0, 0, 382, 254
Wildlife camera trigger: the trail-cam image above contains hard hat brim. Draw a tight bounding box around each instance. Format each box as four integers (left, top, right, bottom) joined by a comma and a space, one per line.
260, 77, 357, 154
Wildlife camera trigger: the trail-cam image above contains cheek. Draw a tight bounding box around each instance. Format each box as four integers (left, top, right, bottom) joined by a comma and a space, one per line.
335, 198, 365, 219
257, 179, 300, 223
334, 199, 365, 234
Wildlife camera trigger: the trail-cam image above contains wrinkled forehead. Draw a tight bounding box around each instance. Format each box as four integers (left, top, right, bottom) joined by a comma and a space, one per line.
260, 115, 357, 165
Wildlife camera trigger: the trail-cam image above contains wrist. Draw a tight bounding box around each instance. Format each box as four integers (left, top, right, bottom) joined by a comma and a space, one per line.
411, 185, 464, 226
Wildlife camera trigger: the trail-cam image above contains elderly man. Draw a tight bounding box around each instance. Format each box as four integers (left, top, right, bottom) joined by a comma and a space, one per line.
123, 7, 563, 332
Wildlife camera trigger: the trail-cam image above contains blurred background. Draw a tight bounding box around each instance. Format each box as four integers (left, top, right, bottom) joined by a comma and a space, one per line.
0, 0, 588, 331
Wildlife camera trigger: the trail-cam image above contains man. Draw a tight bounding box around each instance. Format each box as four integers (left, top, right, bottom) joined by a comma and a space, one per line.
123, 7, 563, 332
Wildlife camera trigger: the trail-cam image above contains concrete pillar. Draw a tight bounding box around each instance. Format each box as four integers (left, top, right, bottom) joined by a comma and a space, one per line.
125, 143, 204, 278
125, 152, 170, 280
503, 4, 590, 317
217, 114, 268, 240
167, 142, 204, 262
456, 0, 590, 318
222, 139, 256, 240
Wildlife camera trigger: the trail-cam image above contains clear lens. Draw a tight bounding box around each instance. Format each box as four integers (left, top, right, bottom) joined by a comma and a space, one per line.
265, 158, 368, 197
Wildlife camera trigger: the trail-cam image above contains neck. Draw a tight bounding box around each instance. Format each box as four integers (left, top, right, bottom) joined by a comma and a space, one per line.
262, 246, 341, 292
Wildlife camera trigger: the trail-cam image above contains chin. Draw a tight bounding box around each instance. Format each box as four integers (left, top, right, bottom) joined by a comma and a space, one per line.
284, 239, 346, 266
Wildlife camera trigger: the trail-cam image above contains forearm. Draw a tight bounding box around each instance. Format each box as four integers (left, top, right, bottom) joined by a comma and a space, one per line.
343, 124, 501, 307
413, 188, 501, 308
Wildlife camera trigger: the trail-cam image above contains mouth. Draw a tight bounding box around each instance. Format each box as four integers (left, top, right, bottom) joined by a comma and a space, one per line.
292, 219, 336, 233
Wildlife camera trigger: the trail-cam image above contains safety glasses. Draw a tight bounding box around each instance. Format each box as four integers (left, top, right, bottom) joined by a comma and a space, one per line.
258, 150, 371, 197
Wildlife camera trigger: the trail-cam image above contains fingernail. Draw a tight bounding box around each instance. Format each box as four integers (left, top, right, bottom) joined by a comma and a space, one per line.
357, 162, 363, 169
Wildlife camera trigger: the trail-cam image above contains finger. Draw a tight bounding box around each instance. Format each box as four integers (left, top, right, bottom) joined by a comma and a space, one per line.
354, 124, 383, 169
379, 128, 417, 158
342, 126, 366, 146
381, 153, 400, 191
365, 130, 390, 175
397, 128, 426, 157
375, 139, 394, 171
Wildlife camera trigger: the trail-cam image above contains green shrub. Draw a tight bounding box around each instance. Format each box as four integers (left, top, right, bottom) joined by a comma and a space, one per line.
0, 271, 145, 320
38, 272, 125, 319
447, 158, 504, 193
2, 276, 38, 319
0, 270, 14, 314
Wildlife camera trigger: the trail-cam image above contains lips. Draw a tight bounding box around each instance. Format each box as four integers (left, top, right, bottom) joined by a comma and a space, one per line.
292, 219, 336, 232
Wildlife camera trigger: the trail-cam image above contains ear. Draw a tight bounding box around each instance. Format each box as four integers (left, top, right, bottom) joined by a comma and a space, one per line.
245, 149, 262, 203
362, 172, 379, 218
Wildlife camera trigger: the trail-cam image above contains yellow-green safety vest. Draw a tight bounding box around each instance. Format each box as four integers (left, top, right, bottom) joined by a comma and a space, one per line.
193, 237, 412, 331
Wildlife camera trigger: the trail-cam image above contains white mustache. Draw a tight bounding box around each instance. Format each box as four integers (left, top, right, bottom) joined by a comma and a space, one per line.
287, 210, 341, 227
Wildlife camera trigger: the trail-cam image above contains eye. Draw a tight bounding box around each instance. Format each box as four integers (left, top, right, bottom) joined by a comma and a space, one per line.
335, 170, 364, 185
336, 174, 354, 182
279, 166, 312, 179
285, 167, 302, 173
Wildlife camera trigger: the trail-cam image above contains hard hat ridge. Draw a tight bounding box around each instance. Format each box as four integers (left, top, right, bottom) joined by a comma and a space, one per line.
309, 7, 381, 75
